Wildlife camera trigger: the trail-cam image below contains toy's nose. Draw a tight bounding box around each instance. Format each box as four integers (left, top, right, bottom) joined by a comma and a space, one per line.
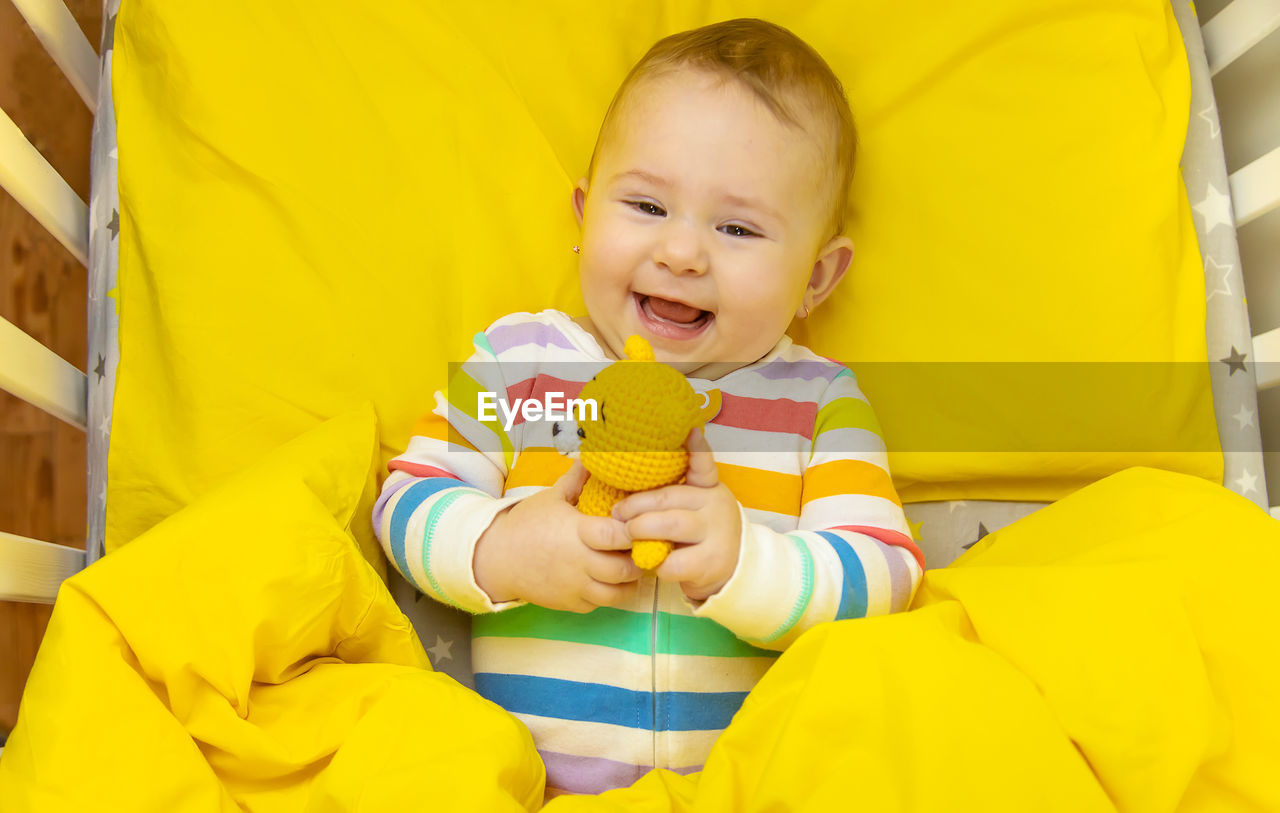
552, 419, 582, 456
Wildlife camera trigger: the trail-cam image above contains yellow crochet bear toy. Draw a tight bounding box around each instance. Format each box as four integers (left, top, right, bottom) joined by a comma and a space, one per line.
573, 335, 715, 570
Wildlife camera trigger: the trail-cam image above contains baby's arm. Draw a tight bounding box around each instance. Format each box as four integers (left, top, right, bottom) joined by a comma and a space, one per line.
615, 369, 923, 650
372, 387, 524, 614
373, 330, 639, 614
473, 462, 641, 612
706, 369, 922, 650
612, 428, 742, 600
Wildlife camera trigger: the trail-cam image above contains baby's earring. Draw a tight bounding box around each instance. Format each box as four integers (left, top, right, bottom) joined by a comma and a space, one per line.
799, 302, 811, 319
571, 245, 581, 254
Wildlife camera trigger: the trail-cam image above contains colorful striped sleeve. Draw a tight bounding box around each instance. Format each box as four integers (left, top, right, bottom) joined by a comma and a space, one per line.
695, 367, 923, 650
372, 327, 527, 614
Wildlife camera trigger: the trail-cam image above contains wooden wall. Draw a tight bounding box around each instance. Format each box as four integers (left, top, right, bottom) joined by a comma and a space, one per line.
0, 0, 100, 737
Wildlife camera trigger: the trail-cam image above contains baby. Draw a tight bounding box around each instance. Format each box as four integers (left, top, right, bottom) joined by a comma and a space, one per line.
374, 18, 924, 798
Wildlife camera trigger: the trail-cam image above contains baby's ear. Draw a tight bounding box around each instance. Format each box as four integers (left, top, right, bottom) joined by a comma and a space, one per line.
806, 235, 854, 311
572, 178, 588, 225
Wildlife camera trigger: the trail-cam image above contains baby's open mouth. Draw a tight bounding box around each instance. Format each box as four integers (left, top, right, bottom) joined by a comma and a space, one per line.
636, 294, 712, 337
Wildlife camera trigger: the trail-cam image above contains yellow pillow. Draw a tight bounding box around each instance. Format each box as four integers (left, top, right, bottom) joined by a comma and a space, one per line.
787, 1, 1219, 499
108, 0, 1216, 548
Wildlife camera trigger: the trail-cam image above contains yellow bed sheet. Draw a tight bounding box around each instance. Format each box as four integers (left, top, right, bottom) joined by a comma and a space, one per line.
107, 0, 1218, 561
4, 415, 1274, 810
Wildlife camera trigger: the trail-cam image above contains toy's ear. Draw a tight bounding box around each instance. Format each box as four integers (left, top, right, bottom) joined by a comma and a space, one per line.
697, 389, 722, 425
624, 335, 654, 361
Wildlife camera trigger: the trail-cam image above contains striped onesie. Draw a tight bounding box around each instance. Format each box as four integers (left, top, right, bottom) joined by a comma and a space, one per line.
373, 310, 924, 796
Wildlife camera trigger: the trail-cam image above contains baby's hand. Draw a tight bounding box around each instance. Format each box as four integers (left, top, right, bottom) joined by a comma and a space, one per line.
474, 462, 641, 613
612, 428, 742, 602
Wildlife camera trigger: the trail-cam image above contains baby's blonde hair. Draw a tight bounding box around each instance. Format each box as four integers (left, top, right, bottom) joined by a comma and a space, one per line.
587, 18, 857, 239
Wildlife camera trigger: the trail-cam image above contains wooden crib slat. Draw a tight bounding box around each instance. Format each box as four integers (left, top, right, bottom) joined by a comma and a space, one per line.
1202, 0, 1280, 76
0, 530, 84, 604
1254, 326, 1280, 391
0, 106, 90, 268
0, 315, 88, 431
1228, 145, 1280, 228
9, 0, 100, 112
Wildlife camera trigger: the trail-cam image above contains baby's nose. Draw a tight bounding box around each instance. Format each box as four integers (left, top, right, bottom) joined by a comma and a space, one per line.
653, 220, 708, 276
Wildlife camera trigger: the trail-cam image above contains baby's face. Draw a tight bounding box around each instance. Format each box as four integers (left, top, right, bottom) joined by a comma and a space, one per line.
574, 68, 840, 378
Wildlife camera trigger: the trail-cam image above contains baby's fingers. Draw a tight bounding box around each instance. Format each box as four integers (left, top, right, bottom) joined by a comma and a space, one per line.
579, 515, 633, 552
584, 550, 642, 585
581, 579, 639, 610
625, 509, 705, 545
553, 461, 589, 503
683, 427, 719, 489
613, 485, 704, 522
655, 551, 720, 602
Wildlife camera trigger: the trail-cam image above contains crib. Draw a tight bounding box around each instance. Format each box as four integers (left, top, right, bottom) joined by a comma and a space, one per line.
1, 0, 1279, 806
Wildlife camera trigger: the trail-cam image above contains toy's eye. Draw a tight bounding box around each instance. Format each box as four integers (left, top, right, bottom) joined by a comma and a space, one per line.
576, 427, 586, 439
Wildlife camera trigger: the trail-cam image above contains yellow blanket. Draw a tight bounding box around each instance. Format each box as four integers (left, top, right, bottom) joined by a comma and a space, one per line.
549, 467, 1280, 811
2, 420, 1276, 811
0, 410, 547, 811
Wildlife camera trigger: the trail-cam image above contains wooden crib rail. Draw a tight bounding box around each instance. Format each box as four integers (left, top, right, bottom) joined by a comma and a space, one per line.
1228, 146, 1280, 229
0, 532, 84, 604
0, 0, 91, 423
0, 104, 89, 267
9, 0, 99, 112
0, 0, 93, 607
1201, 0, 1280, 76
1256, 327, 1280, 391
0, 315, 87, 430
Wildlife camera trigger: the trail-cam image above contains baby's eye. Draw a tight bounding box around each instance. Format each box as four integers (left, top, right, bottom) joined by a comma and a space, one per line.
720, 224, 759, 238
629, 200, 666, 217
